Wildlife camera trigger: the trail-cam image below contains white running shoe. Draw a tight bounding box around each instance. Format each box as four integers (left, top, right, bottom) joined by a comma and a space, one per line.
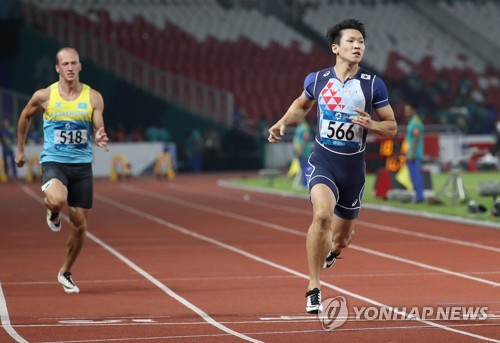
58, 272, 80, 294
46, 210, 61, 232
305, 288, 323, 314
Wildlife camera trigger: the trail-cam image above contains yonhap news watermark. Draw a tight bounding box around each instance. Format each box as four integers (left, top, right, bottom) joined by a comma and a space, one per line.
319, 296, 489, 331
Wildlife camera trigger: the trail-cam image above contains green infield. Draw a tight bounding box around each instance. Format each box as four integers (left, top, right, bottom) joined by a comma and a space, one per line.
230, 171, 500, 224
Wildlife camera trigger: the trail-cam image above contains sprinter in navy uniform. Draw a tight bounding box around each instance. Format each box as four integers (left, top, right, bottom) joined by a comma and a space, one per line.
268, 19, 397, 314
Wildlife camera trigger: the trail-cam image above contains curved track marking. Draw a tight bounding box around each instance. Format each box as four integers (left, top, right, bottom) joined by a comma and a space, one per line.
0, 282, 28, 343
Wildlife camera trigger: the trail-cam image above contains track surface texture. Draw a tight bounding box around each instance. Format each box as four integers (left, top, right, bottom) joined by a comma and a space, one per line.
1, 173, 499, 343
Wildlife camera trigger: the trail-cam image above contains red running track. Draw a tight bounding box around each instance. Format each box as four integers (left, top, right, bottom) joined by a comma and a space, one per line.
0, 173, 499, 342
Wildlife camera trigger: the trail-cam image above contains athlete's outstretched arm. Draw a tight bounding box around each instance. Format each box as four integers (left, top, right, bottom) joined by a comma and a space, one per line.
90, 89, 109, 151
15, 89, 48, 167
268, 92, 316, 143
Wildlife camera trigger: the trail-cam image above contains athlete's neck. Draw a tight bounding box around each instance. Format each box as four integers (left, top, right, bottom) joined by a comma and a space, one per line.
334, 63, 360, 83
58, 80, 82, 100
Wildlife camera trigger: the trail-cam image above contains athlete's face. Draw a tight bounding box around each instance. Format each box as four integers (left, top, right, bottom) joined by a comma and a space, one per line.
55, 49, 81, 82
332, 29, 365, 64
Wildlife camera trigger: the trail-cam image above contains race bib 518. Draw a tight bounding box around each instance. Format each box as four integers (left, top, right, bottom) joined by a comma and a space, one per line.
54, 122, 88, 149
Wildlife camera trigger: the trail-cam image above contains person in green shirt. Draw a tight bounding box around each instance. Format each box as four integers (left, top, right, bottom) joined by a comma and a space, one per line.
404, 100, 425, 203
293, 119, 313, 188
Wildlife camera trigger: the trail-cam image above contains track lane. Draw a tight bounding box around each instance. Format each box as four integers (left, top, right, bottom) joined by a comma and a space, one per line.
1, 176, 499, 342
3, 183, 262, 342
92, 178, 499, 342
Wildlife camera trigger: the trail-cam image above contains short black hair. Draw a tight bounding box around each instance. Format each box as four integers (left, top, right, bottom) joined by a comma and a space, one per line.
326, 19, 366, 46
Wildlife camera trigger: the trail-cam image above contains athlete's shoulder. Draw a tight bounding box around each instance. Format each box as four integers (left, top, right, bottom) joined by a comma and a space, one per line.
85, 83, 101, 98
305, 66, 333, 79
88, 86, 104, 109
32, 85, 51, 104
316, 67, 334, 80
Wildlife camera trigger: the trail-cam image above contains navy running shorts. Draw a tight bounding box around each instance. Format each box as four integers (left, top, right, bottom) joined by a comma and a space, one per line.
306, 143, 366, 220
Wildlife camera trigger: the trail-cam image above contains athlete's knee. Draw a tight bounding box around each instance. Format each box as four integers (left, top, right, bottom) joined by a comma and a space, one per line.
312, 208, 333, 230
45, 193, 66, 210
70, 215, 87, 231
70, 223, 87, 239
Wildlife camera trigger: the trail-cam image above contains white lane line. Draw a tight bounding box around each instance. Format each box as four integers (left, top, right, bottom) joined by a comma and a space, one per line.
95, 192, 499, 342
0, 282, 29, 343
4, 270, 499, 288
352, 245, 500, 287
121, 185, 500, 287
19, 185, 262, 343
36, 332, 243, 343
354, 221, 500, 253
170, 182, 500, 252
26, 323, 500, 343
8, 319, 500, 329
217, 180, 500, 230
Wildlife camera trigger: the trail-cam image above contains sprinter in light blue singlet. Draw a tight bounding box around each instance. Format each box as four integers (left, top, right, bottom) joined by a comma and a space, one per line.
15, 47, 109, 295
268, 19, 397, 314
40, 82, 94, 164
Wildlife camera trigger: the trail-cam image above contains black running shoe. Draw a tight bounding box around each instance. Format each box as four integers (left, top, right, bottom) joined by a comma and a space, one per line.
305, 288, 323, 314
46, 209, 61, 232
323, 250, 341, 269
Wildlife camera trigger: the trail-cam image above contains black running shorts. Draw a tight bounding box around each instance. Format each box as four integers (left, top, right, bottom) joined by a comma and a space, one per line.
41, 162, 93, 209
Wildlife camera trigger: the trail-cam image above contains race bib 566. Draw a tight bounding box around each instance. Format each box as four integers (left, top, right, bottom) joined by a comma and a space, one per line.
319, 112, 362, 148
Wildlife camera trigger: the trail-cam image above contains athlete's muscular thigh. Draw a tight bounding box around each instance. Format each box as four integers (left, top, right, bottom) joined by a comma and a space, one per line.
310, 184, 336, 229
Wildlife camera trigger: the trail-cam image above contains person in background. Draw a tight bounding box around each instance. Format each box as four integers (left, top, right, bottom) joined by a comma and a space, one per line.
203, 123, 221, 171
15, 47, 109, 294
403, 100, 425, 203
491, 120, 500, 159
185, 125, 203, 172
268, 19, 397, 314
293, 118, 313, 189
0, 118, 18, 178
255, 116, 269, 169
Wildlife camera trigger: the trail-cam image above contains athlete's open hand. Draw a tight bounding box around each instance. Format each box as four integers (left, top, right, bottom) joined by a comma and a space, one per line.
350, 108, 373, 130
95, 126, 109, 151
268, 120, 286, 143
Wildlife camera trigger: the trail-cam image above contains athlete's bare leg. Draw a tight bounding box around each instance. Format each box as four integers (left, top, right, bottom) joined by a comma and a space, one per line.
306, 184, 336, 291
59, 207, 89, 274
330, 216, 355, 255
